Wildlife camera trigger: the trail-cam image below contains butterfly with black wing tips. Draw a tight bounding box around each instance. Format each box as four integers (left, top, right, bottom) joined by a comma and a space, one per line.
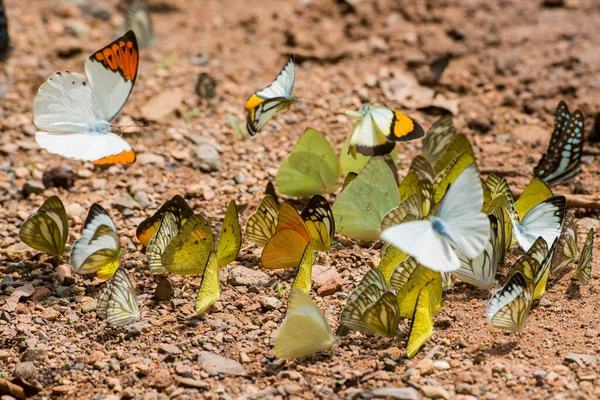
33, 31, 139, 165
510, 195, 566, 252
533, 101, 585, 186
245, 55, 297, 135
486, 270, 534, 332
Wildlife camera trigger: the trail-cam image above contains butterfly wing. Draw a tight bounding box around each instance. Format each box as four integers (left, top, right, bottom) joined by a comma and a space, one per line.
406, 287, 434, 358
196, 252, 220, 314
361, 291, 400, 337
98, 268, 140, 326
486, 272, 533, 332
421, 114, 457, 163
551, 212, 578, 274
301, 195, 335, 252
146, 212, 179, 274
513, 196, 566, 251
291, 243, 314, 294
161, 214, 214, 275
248, 55, 295, 101
136, 195, 194, 247
19, 196, 68, 256
575, 228, 594, 285
124, 0, 154, 47
370, 106, 424, 143
246, 97, 291, 135
216, 201, 242, 268
246, 195, 279, 247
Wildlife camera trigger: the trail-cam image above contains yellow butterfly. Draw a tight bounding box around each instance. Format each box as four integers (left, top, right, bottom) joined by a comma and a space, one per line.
392, 261, 442, 319
161, 214, 214, 275
245, 55, 296, 135
246, 195, 279, 248
377, 243, 410, 285
420, 114, 457, 164
97, 267, 140, 326
406, 286, 434, 358
196, 252, 220, 314
486, 271, 533, 332
291, 243, 314, 294
398, 170, 433, 216
19, 195, 68, 256
216, 200, 242, 268
274, 288, 335, 359
71, 204, 120, 280
300, 195, 335, 252
575, 228, 594, 285
509, 237, 556, 300
136, 195, 194, 247
146, 212, 179, 274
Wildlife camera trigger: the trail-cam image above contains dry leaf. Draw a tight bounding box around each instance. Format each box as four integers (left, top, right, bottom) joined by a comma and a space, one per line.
3, 284, 35, 312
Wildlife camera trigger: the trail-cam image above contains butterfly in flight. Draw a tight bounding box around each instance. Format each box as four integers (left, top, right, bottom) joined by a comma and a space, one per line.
33, 31, 139, 165
245, 55, 296, 135
533, 101, 584, 186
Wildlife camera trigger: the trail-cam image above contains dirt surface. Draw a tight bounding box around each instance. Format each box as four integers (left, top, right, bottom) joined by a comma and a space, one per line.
2, 0, 600, 399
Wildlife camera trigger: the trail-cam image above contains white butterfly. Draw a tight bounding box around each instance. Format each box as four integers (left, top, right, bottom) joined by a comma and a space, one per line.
245, 55, 296, 135
510, 196, 566, 252
381, 164, 489, 272
97, 267, 141, 326
33, 31, 139, 165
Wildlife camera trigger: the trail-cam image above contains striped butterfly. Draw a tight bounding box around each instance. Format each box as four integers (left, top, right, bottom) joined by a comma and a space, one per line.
245, 195, 279, 248
551, 212, 578, 274
406, 286, 434, 358
575, 228, 594, 285
486, 271, 534, 332
533, 101, 584, 186
19, 196, 68, 257
34, 31, 139, 164
97, 267, 141, 326
245, 55, 296, 135
71, 204, 121, 280
136, 195, 194, 247
146, 212, 179, 274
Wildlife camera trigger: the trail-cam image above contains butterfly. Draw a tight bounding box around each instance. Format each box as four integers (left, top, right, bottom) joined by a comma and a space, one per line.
71, 204, 121, 280
381, 164, 490, 273
123, 0, 154, 47
510, 196, 565, 252
146, 212, 179, 274
196, 252, 220, 314
245, 55, 296, 135
196, 72, 217, 99
274, 288, 335, 359
33, 31, 139, 164
300, 195, 335, 252
533, 101, 584, 186
377, 244, 410, 285
136, 195, 194, 247
97, 267, 141, 326
486, 271, 533, 332
391, 260, 443, 319
19, 196, 68, 257
0, 0, 10, 61
291, 243, 315, 294
551, 212, 579, 274
574, 228, 594, 285
340, 269, 400, 337
216, 200, 242, 268
161, 214, 214, 275
508, 237, 555, 301
245, 195, 279, 248
345, 104, 424, 157
406, 286, 435, 358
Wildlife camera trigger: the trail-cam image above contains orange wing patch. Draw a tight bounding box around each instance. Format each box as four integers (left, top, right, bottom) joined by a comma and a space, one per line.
93, 150, 136, 165
91, 31, 139, 81
245, 94, 264, 111
392, 112, 415, 138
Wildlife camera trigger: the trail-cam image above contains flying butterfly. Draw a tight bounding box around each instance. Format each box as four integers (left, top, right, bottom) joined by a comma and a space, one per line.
123, 0, 154, 47
97, 267, 141, 326
136, 195, 194, 247
19, 195, 69, 257
421, 114, 457, 164
71, 204, 121, 280
0, 0, 10, 61
274, 288, 335, 359
345, 104, 424, 157
574, 228, 594, 285
245, 55, 297, 135
33, 31, 139, 164
533, 101, 584, 186
486, 271, 533, 332
196, 252, 220, 314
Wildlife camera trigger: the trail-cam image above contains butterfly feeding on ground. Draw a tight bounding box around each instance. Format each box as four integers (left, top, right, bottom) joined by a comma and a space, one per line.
274, 288, 335, 359
71, 204, 121, 280
97, 267, 141, 326
245, 55, 296, 135
575, 228, 594, 285
123, 0, 154, 47
19, 196, 69, 257
510, 195, 565, 252
136, 195, 194, 247
486, 271, 533, 332
33, 31, 139, 164
345, 104, 424, 157
381, 164, 490, 273
0, 0, 10, 61
533, 101, 585, 186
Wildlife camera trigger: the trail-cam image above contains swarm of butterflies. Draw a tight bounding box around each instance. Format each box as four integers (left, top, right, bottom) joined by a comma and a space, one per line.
9, 0, 596, 361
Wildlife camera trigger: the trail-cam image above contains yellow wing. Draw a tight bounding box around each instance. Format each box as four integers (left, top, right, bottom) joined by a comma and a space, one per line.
217, 200, 242, 268
274, 288, 334, 359
136, 195, 194, 247
380, 200, 420, 232
433, 133, 475, 174
396, 265, 442, 319
161, 214, 214, 275
377, 244, 410, 285
291, 243, 314, 294
432, 152, 476, 204
486, 271, 533, 332
196, 252, 220, 314
575, 228, 594, 285
406, 287, 434, 358
261, 229, 309, 270
361, 291, 400, 337
515, 178, 553, 220
301, 195, 335, 252
19, 195, 69, 256
340, 284, 385, 334
246, 195, 279, 247
146, 212, 179, 274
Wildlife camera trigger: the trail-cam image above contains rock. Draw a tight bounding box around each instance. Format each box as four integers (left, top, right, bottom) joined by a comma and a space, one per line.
40, 307, 59, 321
13, 362, 37, 380
177, 377, 210, 389
311, 265, 341, 288
78, 2, 111, 20
260, 296, 279, 310
433, 360, 450, 370
152, 368, 172, 389
354, 387, 420, 400
42, 166, 75, 189
134, 191, 151, 209
578, 217, 599, 232
228, 266, 270, 287
417, 359, 435, 376
80, 298, 97, 313
421, 385, 451, 400
317, 277, 343, 296
14, 167, 30, 178
564, 353, 598, 368
63, 19, 89, 37
53, 265, 72, 285
159, 344, 181, 355
198, 351, 248, 376
539, 298, 552, 307
140, 89, 185, 121
136, 153, 166, 167
456, 384, 480, 396
114, 194, 141, 211
186, 136, 224, 153
31, 287, 52, 302
193, 144, 221, 172
175, 363, 193, 377
455, 371, 474, 384
20, 348, 47, 362
65, 203, 86, 220
233, 172, 245, 185
467, 117, 492, 134
370, 36, 389, 52
22, 180, 45, 196
0, 350, 9, 360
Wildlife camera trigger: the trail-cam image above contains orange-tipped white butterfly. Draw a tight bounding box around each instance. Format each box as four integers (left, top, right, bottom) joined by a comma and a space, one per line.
33, 31, 139, 165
